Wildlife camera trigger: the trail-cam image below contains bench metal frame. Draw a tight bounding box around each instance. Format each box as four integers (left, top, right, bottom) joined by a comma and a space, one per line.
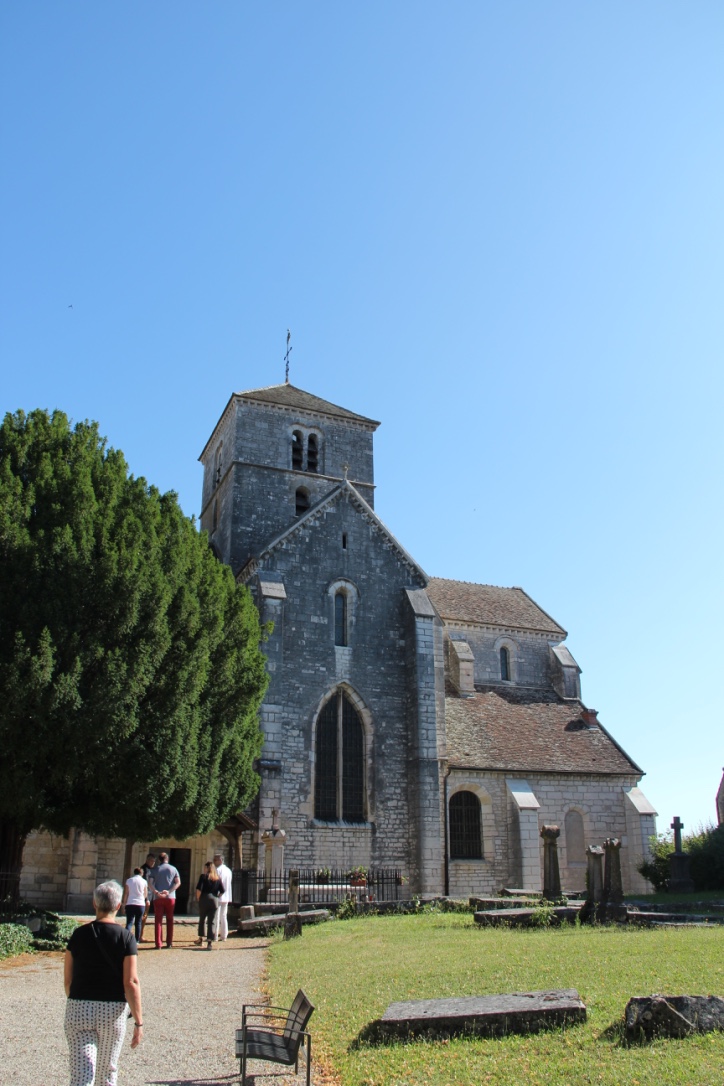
236, 988, 314, 1086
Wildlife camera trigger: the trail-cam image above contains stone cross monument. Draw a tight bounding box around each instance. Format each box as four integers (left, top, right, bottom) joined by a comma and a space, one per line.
668, 815, 694, 895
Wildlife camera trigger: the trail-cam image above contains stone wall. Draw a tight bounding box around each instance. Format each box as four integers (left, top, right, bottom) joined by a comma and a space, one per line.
445, 769, 650, 897
246, 487, 436, 889
447, 625, 559, 688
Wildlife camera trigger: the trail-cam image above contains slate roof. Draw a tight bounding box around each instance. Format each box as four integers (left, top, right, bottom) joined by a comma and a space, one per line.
446, 686, 641, 775
427, 578, 565, 636
235, 383, 380, 427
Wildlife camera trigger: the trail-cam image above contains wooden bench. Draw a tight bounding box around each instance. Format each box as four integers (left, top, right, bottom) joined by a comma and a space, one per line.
236, 988, 314, 1085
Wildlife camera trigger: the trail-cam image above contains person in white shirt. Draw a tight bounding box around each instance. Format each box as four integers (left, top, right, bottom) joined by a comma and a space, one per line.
122, 868, 148, 941
213, 853, 232, 940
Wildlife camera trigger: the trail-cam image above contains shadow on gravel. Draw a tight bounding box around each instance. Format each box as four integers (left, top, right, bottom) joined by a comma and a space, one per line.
150, 1076, 292, 1086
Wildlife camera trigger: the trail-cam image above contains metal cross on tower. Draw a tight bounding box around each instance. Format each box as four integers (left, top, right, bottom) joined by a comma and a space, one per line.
284, 329, 293, 383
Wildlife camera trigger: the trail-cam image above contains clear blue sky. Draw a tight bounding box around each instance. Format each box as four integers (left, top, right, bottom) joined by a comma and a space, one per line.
2, 4, 722, 836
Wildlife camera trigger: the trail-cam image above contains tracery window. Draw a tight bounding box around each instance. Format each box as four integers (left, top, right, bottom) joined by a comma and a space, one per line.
315, 691, 365, 822
449, 790, 482, 859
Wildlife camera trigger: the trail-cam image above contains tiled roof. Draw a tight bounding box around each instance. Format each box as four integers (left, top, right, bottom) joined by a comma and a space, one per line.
235, 383, 380, 426
427, 578, 565, 635
446, 686, 641, 775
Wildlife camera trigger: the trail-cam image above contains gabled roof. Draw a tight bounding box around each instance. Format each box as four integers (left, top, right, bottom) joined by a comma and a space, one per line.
237, 479, 428, 584
427, 577, 566, 636
446, 686, 641, 776
236, 383, 380, 427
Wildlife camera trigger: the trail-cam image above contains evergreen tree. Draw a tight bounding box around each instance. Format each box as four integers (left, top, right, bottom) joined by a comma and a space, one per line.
0, 409, 268, 899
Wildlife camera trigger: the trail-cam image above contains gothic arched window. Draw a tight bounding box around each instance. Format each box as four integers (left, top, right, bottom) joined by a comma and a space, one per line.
449, 790, 482, 859
292, 430, 304, 470
295, 488, 310, 516
315, 691, 365, 822
334, 591, 348, 646
500, 646, 511, 682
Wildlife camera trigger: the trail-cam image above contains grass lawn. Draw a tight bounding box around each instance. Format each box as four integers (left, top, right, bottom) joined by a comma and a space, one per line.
267, 913, 724, 1086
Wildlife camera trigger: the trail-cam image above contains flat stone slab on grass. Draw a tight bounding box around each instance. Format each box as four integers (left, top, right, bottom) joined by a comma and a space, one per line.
367, 989, 586, 1041
238, 908, 330, 935
625, 995, 724, 1038
474, 906, 580, 927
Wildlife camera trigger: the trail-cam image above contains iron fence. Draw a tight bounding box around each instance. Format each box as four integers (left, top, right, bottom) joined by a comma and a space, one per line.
232, 867, 405, 906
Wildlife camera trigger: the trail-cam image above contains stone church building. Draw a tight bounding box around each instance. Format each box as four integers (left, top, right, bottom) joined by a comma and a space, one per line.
20, 380, 656, 910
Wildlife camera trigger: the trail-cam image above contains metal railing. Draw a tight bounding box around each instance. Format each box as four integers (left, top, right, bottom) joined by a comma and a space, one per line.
232, 867, 405, 906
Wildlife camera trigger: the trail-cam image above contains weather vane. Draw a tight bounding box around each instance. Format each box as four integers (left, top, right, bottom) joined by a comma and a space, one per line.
284, 329, 292, 383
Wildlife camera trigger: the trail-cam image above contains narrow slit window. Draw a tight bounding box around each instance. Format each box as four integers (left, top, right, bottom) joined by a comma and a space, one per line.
334, 591, 348, 646
292, 430, 304, 470
307, 434, 318, 472
500, 646, 510, 681
214, 443, 223, 486
295, 488, 310, 516
342, 533, 347, 550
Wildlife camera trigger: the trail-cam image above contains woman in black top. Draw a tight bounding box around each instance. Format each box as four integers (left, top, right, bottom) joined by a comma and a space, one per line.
64, 880, 143, 1085
194, 861, 224, 949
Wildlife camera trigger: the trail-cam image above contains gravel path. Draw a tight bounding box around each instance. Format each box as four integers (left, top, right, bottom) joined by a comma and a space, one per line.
0, 920, 313, 1086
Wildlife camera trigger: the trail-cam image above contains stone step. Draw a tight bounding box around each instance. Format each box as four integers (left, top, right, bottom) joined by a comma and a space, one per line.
237, 908, 330, 935
627, 910, 724, 926
474, 906, 581, 927
626, 899, 724, 914
365, 989, 586, 1041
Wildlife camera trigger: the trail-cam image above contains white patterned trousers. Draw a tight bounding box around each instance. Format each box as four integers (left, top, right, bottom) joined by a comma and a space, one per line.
64, 999, 127, 1086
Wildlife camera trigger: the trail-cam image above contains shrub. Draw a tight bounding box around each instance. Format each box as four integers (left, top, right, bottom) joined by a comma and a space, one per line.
33, 913, 79, 950
687, 823, 724, 891
0, 922, 34, 959
638, 832, 674, 891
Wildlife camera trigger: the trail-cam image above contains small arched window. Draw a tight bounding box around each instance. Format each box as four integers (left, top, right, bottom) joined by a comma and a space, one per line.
214, 443, 223, 486
307, 434, 318, 473
292, 431, 304, 470
500, 646, 510, 682
449, 791, 482, 859
295, 488, 310, 517
334, 591, 348, 646
315, 690, 365, 822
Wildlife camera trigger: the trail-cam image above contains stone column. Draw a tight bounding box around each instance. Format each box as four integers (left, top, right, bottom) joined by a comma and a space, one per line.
579, 845, 604, 923
540, 825, 562, 901
260, 809, 286, 903
599, 837, 627, 922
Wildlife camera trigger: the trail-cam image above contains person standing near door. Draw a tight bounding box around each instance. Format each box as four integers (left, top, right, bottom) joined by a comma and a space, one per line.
148, 852, 180, 949
139, 853, 156, 943
213, 852, 232, 941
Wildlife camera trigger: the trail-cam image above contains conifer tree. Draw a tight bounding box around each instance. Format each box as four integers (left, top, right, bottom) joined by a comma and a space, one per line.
0, 409, 268, 899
